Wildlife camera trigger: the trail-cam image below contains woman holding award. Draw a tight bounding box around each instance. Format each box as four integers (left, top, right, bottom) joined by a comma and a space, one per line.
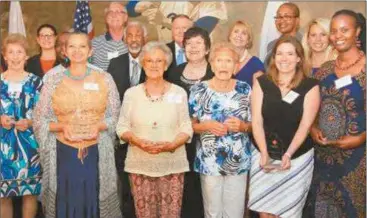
188, 42, 252, 218
1, 33, 43, 218
116, 41, 193, 218
33, 32, 121, 218
248, 36, 320, 218
309, 10, 366, 218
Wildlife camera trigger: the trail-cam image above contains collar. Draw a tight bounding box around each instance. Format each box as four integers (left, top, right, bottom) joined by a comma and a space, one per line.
128, 53, 139, 64
175, 42, 183, 53
105, 31, 124, 42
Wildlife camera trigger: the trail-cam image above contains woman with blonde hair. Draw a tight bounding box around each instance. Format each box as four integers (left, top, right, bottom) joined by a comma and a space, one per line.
301, 18, 337, 76
228, 20, 265, 87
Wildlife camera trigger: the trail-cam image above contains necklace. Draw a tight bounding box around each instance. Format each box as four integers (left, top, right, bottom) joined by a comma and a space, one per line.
335, 51, 364, 71
144, 83, 166, 103
64, 67, 91, 80
239, 49, 249, 62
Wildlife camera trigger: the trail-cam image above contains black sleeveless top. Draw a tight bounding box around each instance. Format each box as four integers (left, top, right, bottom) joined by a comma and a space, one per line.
257, 74, 318, 159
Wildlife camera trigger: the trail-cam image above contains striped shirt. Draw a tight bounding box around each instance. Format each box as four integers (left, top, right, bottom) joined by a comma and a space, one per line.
91, 32, 128, 71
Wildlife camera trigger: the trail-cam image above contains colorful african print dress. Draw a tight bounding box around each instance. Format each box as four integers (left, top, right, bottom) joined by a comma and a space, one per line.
0, 73, 43, 197
309, 61, 366, 218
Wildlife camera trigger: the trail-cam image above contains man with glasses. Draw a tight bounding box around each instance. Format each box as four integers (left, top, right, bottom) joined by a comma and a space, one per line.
264, 2, 303, 68
92, 2, 129, 71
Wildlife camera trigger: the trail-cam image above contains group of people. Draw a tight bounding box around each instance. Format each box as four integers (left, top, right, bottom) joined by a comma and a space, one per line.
0, 2, 365, 218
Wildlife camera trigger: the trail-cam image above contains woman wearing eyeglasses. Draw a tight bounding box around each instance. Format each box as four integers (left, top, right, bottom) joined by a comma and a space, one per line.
26, 24, 60, 78
116, 41, 193, 218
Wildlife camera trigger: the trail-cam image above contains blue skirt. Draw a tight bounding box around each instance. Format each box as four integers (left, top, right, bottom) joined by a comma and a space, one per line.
56, 140, 99, 218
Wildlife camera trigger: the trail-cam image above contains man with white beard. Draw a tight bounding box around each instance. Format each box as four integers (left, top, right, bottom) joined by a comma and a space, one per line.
107, 21, 147, 218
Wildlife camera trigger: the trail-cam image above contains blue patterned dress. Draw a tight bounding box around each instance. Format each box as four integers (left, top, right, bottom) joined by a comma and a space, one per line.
188, 80, 252, 176
308, 61, 366, 218
0, 73, 43, 197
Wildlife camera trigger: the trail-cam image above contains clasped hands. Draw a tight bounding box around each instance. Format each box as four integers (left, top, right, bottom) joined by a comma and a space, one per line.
205, 116, 249, 136
128, 135, 176, 154
310, 126, 364, 149
259, 152, 291, 173
0, 115, 31, 131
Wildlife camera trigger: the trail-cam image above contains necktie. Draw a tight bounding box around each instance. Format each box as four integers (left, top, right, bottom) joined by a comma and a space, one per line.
176, 48, 185, 65
130, 60, 139, 87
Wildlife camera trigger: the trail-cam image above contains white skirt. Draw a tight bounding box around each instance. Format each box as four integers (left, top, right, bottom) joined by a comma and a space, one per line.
248, 148, 314, 218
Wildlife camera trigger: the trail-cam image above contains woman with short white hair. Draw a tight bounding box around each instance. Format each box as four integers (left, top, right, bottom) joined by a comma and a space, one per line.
189, 42, 252, 218
116, 41, 193, 218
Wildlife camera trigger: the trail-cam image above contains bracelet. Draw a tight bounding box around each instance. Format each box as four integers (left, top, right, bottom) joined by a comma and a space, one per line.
284, 152, 292, 159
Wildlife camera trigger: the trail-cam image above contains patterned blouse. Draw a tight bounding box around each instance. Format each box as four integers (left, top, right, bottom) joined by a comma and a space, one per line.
189, 80, 252, 176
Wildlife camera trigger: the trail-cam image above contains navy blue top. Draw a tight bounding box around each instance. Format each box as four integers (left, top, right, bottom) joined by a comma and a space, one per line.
235, 56, 265, 87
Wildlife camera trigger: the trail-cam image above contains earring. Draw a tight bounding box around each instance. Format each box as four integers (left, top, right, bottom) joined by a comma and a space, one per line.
88, 57, 92, 63
64, 57, 69, 63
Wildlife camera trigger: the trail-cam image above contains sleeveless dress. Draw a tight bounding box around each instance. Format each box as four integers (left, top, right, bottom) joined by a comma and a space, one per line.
248, 75, 318, 218
0, 73, 43, 197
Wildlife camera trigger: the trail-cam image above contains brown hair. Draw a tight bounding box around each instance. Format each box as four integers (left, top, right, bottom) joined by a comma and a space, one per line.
1, 33, 29, 55
267, 35, 308, 88
227, 20, 254, 49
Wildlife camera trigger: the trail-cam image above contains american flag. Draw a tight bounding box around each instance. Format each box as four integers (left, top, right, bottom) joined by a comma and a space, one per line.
73, 0, 94, 39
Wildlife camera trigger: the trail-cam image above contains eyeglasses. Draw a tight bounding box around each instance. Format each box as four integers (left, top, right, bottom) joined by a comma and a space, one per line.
39, 34, 55, 39
145, 59, 165, 65
274, 15, 298, 21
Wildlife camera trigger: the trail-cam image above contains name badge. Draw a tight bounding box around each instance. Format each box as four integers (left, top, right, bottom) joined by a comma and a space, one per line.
83, 83, 99, 91
334, 75, 352, 89
282, 90, 299, 104
107, 51, 119, 60
8, 82, 22, 93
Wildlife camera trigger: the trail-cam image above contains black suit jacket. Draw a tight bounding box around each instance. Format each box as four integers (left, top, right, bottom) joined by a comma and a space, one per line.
26, 54, 60, 78
107, 53, 145, 102
165, 41, 178, 80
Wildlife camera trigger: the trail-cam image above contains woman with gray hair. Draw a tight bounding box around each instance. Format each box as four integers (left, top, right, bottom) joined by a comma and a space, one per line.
189, 42, 252, 218
116, 41, 193, 218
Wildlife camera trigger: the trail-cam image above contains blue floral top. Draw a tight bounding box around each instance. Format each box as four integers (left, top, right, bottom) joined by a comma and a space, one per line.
188, 80, 252, 176
0, 73, 43, 197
